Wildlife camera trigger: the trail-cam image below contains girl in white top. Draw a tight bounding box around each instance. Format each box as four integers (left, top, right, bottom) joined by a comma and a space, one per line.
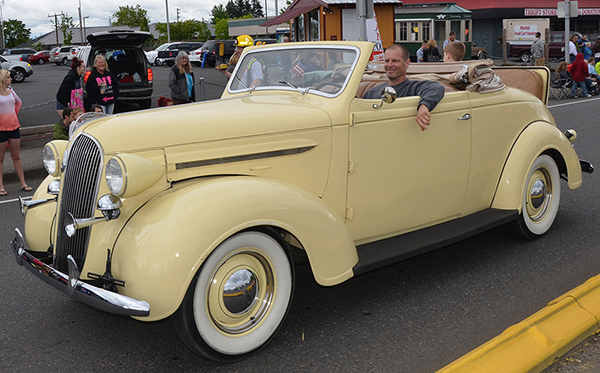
0, 69, 31, 195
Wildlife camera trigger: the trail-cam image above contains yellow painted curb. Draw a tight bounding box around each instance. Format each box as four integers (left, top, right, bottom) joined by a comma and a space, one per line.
437, 274, 600, 373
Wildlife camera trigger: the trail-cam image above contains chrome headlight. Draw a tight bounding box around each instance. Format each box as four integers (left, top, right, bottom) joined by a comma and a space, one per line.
105, 154, 165, 198
43, 145, 57, 175
105, 158, 126, 196
43, 141, 68, 177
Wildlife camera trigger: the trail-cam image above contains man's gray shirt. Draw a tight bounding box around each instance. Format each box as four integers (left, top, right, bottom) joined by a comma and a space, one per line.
361, 78, 445, 112
531, 37, 544, 59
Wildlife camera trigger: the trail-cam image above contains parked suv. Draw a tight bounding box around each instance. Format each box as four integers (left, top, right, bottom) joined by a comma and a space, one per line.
81, 30, 153, 110
200, 39, 236, 67
156, 42, 203, 66
49, 45, 76, 65
2, 48, 37, 63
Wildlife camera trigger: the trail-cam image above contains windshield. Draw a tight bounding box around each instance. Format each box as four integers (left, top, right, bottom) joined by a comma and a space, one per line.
228, 46, 359, 97
156, 43, 170, 51
69, 112, 111, 138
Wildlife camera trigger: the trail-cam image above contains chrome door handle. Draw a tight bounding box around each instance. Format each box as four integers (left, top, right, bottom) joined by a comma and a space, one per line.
459, 113, 471, 120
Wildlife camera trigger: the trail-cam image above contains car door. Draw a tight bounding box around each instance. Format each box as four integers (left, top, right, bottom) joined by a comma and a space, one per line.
346, 90, 472, 242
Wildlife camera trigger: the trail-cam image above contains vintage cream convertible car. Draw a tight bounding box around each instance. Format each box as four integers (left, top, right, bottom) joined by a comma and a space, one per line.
12, 41, 593, 361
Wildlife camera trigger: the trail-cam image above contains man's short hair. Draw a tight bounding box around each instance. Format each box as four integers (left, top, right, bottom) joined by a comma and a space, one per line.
448, 31, 456, 37
588, 56, 596, 63
535, 32, 541, 37
444, 42, 466, 61
62, 107, 74, 119
385, 44, 409, 61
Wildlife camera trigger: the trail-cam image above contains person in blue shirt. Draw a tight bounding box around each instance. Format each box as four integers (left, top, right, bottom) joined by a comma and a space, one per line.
168, 51, 195, 104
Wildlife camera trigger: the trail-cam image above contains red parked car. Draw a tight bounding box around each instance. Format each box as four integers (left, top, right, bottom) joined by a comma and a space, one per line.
27, 50, 51, 65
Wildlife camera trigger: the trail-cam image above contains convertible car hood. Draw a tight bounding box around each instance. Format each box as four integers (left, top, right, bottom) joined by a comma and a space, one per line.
83, 94, 332, 154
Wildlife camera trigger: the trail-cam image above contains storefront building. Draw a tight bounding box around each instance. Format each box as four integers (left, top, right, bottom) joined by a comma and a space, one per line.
261, 0, 401, 49
399, 0, 600, 58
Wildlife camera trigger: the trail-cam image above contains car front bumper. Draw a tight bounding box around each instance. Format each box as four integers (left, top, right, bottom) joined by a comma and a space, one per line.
10, 228, 150, 317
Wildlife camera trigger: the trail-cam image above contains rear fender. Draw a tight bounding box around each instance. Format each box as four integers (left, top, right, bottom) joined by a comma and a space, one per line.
111, 176, 357, 321
492, 121, 582, 212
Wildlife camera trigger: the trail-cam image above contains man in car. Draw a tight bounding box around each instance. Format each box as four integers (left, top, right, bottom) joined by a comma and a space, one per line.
53, 107, 75, 140
362, 44, 445, 131
218, 35, 263, 88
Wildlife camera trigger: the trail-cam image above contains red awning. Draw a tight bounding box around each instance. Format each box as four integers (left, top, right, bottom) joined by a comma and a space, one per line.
260, 0, 328, 27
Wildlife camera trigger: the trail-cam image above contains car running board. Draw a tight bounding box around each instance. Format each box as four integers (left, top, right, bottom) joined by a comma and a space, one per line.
353, 209, 518, 277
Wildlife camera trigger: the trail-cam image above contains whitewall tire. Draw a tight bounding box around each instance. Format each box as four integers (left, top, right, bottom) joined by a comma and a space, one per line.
172, 231, 294, 362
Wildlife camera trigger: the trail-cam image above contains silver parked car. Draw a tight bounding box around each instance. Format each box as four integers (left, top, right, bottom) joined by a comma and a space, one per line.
0, 55, 33, 82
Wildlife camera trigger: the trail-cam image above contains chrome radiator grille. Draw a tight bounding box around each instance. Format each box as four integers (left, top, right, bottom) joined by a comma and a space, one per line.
55, 134, 103, 273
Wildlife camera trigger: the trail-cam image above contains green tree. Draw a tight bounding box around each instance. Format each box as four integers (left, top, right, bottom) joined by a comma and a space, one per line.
250, 0, 264, 17
214, 18, 230, 39
280, 0, 292, 14
154, 20, 207, 41
112, 5, 150, 31
2, 19, 31, 47
50, 13, 75, 45
211, 4, 229, 24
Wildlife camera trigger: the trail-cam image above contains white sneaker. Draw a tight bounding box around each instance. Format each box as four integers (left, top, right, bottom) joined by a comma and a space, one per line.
585, 94, 592, 98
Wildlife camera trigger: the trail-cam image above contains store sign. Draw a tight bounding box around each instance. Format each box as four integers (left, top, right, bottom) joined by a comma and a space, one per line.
514, 25, 538, 38
525, 8, 600, 16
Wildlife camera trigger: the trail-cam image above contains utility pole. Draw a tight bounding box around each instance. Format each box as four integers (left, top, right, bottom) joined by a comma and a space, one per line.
78, 0, 83, 45
0, 0, 5, 49
165, 0, 171, 43
48, 12, 65, 47
177, 8, 180, 22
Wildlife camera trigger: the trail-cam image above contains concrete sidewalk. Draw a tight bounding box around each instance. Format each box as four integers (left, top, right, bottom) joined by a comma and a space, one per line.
3, 125, 53, 183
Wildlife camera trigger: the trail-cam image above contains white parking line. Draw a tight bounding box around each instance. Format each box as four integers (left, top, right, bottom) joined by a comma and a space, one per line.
0, 196, 32, 205
548, 96, 600, 109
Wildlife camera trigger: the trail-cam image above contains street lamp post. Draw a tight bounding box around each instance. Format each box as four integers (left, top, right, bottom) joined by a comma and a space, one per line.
0, 0, 5, 49
83, 16, 89, 44
165, 0, 171, 43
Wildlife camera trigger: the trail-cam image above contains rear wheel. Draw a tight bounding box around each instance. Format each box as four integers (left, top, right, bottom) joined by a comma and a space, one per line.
61, 57, 67, 65
510, 155, 561, 239
172, 231, 294, 362
37, 58, 45, 65
519, 51, 532, 63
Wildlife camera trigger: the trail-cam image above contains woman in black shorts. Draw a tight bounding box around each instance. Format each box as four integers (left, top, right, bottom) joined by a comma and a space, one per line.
0, 70, 31, 196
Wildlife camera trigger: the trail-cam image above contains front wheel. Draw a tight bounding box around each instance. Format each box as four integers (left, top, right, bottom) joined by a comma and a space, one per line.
510, 155, 561, 239
11, 68, 25, 83
139, 99, 151, 110
172, 231, 294, 362
61, 57, 67, 65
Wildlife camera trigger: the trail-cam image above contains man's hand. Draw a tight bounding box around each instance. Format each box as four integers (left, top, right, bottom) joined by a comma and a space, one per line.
416, 104, 432, 131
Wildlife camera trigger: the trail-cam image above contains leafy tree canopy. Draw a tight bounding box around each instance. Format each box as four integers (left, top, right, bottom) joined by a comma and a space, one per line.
49, 13, 75, 45
214, 18, 230, 39
3, 19, 31, 48
211, 4, 229, 25
113, 5, 150, 31
154, 20, 210, 42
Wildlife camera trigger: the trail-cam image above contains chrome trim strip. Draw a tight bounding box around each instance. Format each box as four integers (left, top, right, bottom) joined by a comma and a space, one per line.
11, 228, 150, 317
175, 145, 316, 170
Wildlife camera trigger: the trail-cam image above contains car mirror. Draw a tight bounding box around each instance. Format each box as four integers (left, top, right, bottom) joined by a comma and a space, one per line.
373, 86, 397, 109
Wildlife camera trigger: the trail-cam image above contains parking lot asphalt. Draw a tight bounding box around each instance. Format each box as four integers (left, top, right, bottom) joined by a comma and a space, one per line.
4, 57, 599, 372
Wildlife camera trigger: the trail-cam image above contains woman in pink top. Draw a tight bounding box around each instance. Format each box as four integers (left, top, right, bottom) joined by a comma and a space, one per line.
0, 69, 31, 196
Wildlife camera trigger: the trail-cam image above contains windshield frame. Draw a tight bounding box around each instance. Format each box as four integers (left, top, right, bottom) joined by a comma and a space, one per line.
226, 45, 361, 98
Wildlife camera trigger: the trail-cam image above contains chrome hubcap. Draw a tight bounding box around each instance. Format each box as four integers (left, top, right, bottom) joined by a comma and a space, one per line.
526, 168, 552, 222
207, 250, 275, 335
223, 269, 257, 314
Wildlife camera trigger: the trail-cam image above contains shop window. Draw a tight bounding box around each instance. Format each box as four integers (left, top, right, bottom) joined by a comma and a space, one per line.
295, 14, 306, 42
308, 9, 320, 41
396, 21, 431, 42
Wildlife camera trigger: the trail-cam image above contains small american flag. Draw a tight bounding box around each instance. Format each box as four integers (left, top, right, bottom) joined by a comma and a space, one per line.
292, 62, 306, 81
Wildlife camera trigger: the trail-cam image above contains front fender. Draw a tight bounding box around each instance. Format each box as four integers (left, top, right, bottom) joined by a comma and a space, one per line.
111, 176, 357, 321
24, 175, 57, 252
492, 121, 582, 211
